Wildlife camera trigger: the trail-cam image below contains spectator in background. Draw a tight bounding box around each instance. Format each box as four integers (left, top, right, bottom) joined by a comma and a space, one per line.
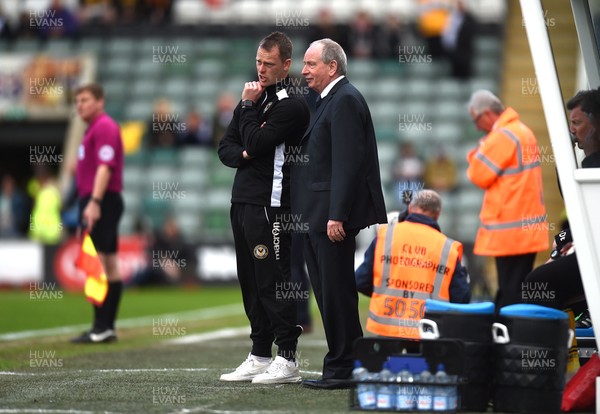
0, 174, 27, 238
211, 92, 235, 148
177, 109, 213, 147
347, 10, 376, 59
441, 0, 475, 80
28, 166, 62, 245
307, 9, 348, 51
129, 217, 193, 286
146, 98, 177, 148
424, 146, 458, 193
78, 0, 118, 26
140, 0, 173, 25
36, 0, 79, 39
416, 0, 452, 59
0, 7, 13, 40
375, 14, 406, 59
392, 142, 425, 205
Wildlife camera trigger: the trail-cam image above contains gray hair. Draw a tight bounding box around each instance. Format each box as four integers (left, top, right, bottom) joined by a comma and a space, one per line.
310, 38, 347, 76
468, 90, 504, 116
409, 189, 442, 215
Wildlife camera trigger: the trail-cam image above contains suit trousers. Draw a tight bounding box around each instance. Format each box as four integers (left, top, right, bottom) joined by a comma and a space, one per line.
303, 230, 362, 379
230, 203, 300, 359
495, 253, 536, 310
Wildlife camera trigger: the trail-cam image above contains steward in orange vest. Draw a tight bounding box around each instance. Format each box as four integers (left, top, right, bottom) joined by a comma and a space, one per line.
356, 190, 471, 339
467, 90, 549, 308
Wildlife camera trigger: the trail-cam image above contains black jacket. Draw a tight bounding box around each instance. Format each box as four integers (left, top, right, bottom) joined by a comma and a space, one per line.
218, 82, 310, 208
292, 77, 387, 232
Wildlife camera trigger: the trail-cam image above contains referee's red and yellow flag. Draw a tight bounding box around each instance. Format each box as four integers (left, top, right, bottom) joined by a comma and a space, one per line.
75, 231, 108, 305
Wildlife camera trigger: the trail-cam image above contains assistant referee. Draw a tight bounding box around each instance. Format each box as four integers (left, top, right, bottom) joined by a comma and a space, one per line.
71, 83, 125, 344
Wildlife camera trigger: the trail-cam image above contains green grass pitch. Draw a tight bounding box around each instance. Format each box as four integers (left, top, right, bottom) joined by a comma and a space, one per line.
0, 286, 376, 413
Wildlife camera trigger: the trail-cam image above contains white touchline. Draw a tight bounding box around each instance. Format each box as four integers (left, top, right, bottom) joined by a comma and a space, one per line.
167, 326, 250, 345
0, 303, 244, 341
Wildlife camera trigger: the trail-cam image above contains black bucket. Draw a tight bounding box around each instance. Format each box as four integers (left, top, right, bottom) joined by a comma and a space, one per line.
492, 304, 573, 413
420, 300, 495, 412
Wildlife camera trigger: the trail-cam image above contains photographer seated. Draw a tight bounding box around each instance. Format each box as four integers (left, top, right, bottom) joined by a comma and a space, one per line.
356, 189, 470, 339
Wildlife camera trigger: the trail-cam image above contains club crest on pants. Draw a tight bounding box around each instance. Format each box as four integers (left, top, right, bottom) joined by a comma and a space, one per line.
253, 244, 268, 259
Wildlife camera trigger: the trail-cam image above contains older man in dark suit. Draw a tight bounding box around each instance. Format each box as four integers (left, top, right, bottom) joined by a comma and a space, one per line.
294, 38, 387, 389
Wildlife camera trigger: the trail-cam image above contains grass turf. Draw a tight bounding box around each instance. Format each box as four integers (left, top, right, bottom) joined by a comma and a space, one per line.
0, 287, 503, 413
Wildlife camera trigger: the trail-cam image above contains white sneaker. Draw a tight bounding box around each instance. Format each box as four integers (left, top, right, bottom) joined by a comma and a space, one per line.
251, 356, 301, 384
220, 353, 271, 382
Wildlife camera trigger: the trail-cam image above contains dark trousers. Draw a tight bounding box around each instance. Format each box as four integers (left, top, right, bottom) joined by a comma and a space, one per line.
230, 203, 300, 359
523, 253, 586, 314
495, 253, 536, 309
291, 232, 311, 327
303, 230, 362, 380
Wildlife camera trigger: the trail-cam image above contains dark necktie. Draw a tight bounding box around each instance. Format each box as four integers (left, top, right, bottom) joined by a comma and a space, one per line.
315, 96, 323, 109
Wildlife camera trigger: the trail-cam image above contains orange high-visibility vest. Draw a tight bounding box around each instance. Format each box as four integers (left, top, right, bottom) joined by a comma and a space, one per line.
467, 107, 549, 256
366, 220, 461, 339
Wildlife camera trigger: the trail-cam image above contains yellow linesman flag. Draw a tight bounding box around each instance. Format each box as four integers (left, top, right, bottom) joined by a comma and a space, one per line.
75, 231, 108, 305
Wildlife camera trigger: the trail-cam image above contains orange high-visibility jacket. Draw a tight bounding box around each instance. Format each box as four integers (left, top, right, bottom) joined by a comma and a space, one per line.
467, 107, 549, 256
366, 220, 460, 339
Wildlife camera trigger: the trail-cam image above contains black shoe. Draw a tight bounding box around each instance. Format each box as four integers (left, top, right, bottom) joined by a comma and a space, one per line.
70, 329, 117, 344
576, 310, 593, 329
302, 378, 353, 390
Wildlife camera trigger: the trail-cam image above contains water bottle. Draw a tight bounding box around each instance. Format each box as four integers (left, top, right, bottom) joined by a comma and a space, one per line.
352, 361, 376, 410
376, 362, 395, 410
396, 363, 415, 411
433, 364, 449, 411
416, 368, 433, 411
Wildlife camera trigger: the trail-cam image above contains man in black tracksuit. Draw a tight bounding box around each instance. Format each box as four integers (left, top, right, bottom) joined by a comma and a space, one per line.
218, 32, 310, 385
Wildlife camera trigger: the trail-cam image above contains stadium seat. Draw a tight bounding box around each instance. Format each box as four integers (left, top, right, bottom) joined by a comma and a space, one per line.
122, 165, 147, 190
204, 189, 232, 209
121, 188, 142, 213
170, 190, 205, 214
174, 212, 202, 241
46, 39, 75, 55
124, 100, 154, 121
148, 149, 180, 166
179, 147, 213, 167
194, 59, 226, 79
105, 38, 137, 57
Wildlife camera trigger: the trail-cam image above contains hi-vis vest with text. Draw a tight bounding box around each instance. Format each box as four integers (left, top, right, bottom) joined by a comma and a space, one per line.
366, 220, 461, 339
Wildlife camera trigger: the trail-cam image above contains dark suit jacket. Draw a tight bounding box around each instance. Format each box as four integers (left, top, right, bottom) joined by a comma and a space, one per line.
292, 77, 387, 232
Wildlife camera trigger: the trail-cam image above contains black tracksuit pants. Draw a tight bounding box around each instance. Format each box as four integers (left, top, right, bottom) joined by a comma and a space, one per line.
230, 203, 301, 359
